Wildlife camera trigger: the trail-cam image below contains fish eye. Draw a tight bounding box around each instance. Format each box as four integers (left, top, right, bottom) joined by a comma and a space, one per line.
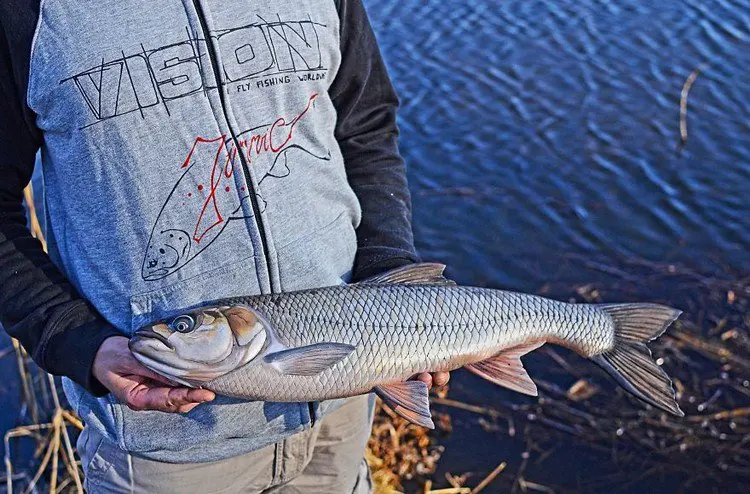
170, 315, 196, 333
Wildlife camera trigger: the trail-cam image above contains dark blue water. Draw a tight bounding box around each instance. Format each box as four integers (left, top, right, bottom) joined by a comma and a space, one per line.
2, 0, 748, 491
371, 0, 748, 292
368, 0, 750, 290
366, 0, 748, 491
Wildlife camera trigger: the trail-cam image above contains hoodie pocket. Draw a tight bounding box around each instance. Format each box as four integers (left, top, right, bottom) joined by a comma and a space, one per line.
113, 396, 310, 461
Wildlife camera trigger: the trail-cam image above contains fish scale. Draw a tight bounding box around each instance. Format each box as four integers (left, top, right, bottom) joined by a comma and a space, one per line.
131, 263, 685, 419
205, 284, 612, 401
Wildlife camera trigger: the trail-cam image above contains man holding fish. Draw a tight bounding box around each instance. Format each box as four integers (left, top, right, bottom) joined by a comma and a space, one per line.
1, 0, 685, 492
0, 0, 448, 491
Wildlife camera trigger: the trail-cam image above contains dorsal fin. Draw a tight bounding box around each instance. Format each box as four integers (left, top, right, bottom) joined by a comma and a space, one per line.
358, 262, 455, 286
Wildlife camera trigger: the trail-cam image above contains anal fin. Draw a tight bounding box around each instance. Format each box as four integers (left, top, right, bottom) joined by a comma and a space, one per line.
374, 380, 435, 429
465, 341, 544, 396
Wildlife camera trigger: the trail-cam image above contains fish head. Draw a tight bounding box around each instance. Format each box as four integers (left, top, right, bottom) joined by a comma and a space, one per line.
129, 305, 268, 386
142, 229, 192, 281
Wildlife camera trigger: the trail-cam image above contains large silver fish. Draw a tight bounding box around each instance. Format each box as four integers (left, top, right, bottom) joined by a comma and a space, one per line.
129, 263, 684, 427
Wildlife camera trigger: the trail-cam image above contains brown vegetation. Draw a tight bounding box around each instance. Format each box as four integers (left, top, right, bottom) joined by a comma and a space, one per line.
366, 256, 749, 492
3, 185, 747, 493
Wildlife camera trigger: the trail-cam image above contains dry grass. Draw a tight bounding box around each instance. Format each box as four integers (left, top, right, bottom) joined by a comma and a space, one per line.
366, 386, 511, 494
365, 258, 749, 492
2, 186, 84, 493
366, 393, 450, 494
5, 183, 748, 493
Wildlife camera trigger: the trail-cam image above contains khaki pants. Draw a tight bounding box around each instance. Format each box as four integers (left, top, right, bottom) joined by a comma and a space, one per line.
79, 395, 374, 493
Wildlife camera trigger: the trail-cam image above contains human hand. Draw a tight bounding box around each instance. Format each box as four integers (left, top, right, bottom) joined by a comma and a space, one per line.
93, 336, 215, 413
412, 371, 450, 389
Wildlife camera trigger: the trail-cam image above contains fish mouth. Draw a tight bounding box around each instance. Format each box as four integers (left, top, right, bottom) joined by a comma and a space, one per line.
132, 328, 175, 350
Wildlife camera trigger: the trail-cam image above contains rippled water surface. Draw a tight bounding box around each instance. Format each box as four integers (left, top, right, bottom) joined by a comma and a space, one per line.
367, 0, 748, 491
369, 0, 748, 290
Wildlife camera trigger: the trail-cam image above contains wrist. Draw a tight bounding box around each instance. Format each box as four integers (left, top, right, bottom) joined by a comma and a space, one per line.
43, 320, 123, 396
92, 335, 128, 384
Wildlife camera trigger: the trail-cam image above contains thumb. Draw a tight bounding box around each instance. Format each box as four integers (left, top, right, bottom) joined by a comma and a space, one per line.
125, 355, 181, 387
140, 367, 181, 387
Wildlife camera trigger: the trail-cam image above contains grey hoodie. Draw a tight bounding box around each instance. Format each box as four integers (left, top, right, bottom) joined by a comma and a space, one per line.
0, 0, 419, 463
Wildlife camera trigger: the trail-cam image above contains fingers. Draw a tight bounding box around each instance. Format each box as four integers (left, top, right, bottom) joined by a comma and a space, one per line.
94, 337, 216, 414
415, 372, 433, 388
177, 403, 201, 414
117, 350, 181, 387
432, 371, 450, 387
133, 366, 179, 387
187, 388, 216, 403
126, 385, 214, 413
172, 390, 216, 413
411, 372, 450, 390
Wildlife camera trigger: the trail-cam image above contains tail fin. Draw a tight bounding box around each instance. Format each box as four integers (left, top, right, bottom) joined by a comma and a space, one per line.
592, 303, 684, 417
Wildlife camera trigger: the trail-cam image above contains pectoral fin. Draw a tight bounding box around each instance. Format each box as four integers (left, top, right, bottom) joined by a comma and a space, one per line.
465, 341, 544, 396
264, 343, 355, 376
374, 380, 435, 429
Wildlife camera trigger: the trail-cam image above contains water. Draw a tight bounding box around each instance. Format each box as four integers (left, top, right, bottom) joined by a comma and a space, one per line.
365, 0, 749, 491
372, 0, 748, 291
2, 0, 748, 491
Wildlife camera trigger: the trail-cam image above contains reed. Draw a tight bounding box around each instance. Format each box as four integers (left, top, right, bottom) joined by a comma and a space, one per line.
366, 256, 749, 492
3, 181, 747, 492
2, 185, 84, 493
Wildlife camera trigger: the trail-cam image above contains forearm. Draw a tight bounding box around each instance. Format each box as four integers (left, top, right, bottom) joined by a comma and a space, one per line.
0, 18, 120, 395
331, 0, 420, 281
0, 182, 122, 396
347, 154, 420, 281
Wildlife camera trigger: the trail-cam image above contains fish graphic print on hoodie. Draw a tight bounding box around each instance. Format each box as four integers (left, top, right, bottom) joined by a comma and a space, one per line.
8, 0, 410, 463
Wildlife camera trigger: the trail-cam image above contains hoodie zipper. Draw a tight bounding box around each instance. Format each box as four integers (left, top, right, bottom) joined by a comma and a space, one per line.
191, 0, 275, 293
191, 1, 316, 428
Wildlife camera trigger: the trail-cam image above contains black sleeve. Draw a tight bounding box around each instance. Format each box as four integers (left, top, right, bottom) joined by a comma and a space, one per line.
0, 5, 121, 396
330, 0, 421, 281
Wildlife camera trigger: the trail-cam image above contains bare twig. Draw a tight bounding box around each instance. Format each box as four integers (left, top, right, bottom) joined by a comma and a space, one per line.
23, 185, 46, 252
431, 397, 502, 418
471, 461, 507, 493
687, 407, 750, 423
678, 64, 707, 150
